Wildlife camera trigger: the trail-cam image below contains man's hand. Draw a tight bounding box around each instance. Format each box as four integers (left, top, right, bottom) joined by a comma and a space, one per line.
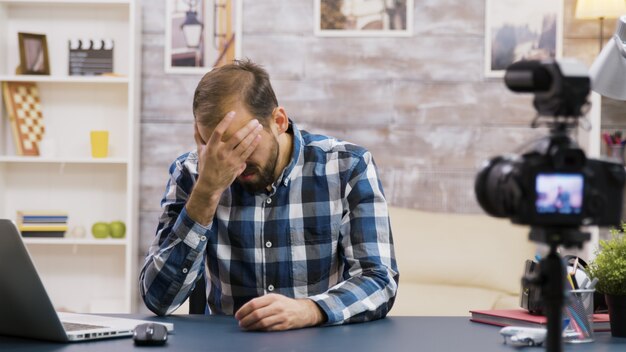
186, 112, 262, 226
234, 294, 326, 331
194, 111, 262, 194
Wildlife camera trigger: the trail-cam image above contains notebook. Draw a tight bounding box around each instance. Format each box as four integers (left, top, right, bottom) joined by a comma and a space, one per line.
0, 219, 174, 342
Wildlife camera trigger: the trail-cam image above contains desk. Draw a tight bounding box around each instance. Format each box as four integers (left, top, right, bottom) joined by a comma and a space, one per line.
1, 315, 625, 351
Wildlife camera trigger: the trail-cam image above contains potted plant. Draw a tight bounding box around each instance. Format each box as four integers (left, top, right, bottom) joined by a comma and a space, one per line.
587, 223, 626, 337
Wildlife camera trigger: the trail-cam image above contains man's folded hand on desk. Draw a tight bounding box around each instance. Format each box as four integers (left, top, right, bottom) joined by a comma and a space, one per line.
234, 293, 326, 331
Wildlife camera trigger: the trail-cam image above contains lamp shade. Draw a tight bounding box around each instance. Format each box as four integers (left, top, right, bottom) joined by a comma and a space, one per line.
181, 10, 204, 48
590, 16, 626, 100
576, 0, 626, 19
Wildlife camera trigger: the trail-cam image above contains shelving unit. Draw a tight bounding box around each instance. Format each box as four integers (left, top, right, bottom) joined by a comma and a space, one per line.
0, 0, 140, 313
0, 156, 128, 164
0, 74, 129, 83
23, 237, 127, 245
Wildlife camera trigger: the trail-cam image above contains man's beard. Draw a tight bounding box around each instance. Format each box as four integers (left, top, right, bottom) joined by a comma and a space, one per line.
238, 137, 279, 193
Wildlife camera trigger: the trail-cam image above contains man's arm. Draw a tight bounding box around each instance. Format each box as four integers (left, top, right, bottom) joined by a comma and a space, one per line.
308, 150, 399, 325
139, 156, 214, 316
140, 113, 263, 315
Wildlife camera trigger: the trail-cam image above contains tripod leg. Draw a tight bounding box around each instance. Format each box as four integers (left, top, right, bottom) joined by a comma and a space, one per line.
540, 246, 565, 352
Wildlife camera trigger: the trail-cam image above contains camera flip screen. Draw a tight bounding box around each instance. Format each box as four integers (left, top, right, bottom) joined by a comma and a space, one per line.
535, 173, 584, 215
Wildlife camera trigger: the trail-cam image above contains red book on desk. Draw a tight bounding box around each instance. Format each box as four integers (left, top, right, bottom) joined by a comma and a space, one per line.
469, 309, 610, 332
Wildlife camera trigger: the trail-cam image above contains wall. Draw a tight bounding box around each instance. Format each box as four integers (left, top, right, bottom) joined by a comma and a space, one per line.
137, 0, 625, 310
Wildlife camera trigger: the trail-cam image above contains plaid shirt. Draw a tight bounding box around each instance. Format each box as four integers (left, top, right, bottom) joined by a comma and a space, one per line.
140, 122, 398, 325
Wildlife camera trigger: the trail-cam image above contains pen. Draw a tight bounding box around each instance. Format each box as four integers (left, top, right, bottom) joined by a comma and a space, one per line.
603, 132, 614, 146
580, 278, 589, 289
566, 274, 576, 290
588, 278, 599, 290
570, 258, 579, 289
570, 274, 579, 289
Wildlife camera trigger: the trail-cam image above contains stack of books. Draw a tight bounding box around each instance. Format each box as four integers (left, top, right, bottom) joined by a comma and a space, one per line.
17, 211, 69, 238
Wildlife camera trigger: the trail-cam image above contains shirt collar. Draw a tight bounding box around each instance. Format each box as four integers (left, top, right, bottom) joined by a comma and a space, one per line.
272, 119, 303, 188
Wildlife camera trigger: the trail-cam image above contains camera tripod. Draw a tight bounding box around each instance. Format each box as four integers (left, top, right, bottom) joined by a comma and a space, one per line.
524, 226, 590, 352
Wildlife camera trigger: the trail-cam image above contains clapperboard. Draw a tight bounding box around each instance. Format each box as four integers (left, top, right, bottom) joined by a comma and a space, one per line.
68, 39, 114, 76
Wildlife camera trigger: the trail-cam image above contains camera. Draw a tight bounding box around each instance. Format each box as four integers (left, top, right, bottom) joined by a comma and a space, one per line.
474, 59, 625, 228
475, 59, 626, 352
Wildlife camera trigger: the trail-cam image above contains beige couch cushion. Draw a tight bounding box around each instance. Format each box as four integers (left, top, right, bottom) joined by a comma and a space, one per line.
389, 207, 535, 315
390, 282, 514, 316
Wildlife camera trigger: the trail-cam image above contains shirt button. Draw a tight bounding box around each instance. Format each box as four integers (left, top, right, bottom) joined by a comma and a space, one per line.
200, 236, 207, 241
267, 285, 274, 292
265, 241, 272, 248
266, 198, 272, 204
182, 268, 188, 274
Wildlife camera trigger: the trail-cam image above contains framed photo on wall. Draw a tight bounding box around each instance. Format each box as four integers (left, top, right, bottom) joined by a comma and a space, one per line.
18, 32, 50, 75
315, 0, 414, 37
165, 0, 242, 74
485, 0, 563, 78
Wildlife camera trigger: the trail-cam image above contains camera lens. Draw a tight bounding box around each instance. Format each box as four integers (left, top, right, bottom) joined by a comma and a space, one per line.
504, 61, 552, 93
475, 156, 521, 218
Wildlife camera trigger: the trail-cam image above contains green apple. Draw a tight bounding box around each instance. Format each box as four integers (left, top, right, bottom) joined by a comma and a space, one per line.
109, 221, 126, 239
92, 222, 111, 239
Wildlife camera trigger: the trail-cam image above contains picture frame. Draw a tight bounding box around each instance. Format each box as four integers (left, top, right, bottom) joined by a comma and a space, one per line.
18, 32, 50, 75
315, 0, 414, 37
165, 0, 242, 74
485, 0, 563, 78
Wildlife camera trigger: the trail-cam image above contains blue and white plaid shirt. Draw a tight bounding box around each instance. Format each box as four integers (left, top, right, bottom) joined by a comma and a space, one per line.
140, 121, 398, 325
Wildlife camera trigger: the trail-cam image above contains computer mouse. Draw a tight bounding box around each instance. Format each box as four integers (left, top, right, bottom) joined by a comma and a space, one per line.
133, 323, 168, 346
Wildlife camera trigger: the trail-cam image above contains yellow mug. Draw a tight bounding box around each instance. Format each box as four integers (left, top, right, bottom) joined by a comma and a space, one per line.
90, 130, 109, 158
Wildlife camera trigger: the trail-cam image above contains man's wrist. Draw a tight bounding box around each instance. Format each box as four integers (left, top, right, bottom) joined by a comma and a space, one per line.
186, 185, 222, 226
303, 299, 326, 327
192, 179, 223, 199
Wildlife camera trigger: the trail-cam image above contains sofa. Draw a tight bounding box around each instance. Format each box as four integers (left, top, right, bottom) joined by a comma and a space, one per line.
174, 206, 536, 316
388, 206, 536, 316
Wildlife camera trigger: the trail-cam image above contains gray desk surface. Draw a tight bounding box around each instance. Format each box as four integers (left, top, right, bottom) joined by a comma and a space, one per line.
1, 315, 625, 351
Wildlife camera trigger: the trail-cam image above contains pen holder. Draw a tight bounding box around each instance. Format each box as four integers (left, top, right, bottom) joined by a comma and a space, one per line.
563, 289, 594, 344
607, 145, 625, 165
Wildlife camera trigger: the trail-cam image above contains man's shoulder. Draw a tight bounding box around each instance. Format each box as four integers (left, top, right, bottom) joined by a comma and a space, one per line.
299, 129, 368, 159
168, 150, 198, 174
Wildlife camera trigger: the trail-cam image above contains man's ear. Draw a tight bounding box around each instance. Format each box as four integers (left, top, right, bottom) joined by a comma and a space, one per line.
272, 107, 289, 134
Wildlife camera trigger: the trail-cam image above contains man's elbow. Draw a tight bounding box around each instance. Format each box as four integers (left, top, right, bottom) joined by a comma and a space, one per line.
141, 292, 171, 317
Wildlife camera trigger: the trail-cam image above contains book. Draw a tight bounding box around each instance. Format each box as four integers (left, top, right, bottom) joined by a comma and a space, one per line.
18, 225, 68, 232
470, 309, 610, 332
21, 231, 65, 238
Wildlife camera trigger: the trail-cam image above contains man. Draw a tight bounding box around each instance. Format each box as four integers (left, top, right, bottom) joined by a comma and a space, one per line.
140, 60, 398, 331
554, 186, 572, 214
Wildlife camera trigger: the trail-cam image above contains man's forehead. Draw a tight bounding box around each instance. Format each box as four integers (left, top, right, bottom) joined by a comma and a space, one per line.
223, 112, 256, 138
200, 111, 256, 141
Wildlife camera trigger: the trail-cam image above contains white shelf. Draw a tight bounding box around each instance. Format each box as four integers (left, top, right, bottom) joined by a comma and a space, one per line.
23, 237, 127, 245
0, 156, 128, 164
0, 75, 129, 84
0, 0, 130, 5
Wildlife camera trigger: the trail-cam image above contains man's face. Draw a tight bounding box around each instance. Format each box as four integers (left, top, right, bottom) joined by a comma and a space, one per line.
197, 104, 280, 193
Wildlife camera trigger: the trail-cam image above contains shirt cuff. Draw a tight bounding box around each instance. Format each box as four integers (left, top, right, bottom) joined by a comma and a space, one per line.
308, 293, 345, 326
172, 207, 214, 251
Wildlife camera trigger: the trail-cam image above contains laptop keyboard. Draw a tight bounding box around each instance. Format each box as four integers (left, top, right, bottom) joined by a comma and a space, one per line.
62, 322, 108, 332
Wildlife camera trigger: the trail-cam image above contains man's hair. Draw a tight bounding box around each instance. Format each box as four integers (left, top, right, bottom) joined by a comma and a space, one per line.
193, 59, 279, 128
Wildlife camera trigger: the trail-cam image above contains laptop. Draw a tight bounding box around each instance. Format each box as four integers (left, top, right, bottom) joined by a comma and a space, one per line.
0, 219, 174, 342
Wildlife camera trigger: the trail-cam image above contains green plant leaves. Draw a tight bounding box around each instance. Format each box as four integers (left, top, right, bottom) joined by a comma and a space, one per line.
588, 225, 626, 296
